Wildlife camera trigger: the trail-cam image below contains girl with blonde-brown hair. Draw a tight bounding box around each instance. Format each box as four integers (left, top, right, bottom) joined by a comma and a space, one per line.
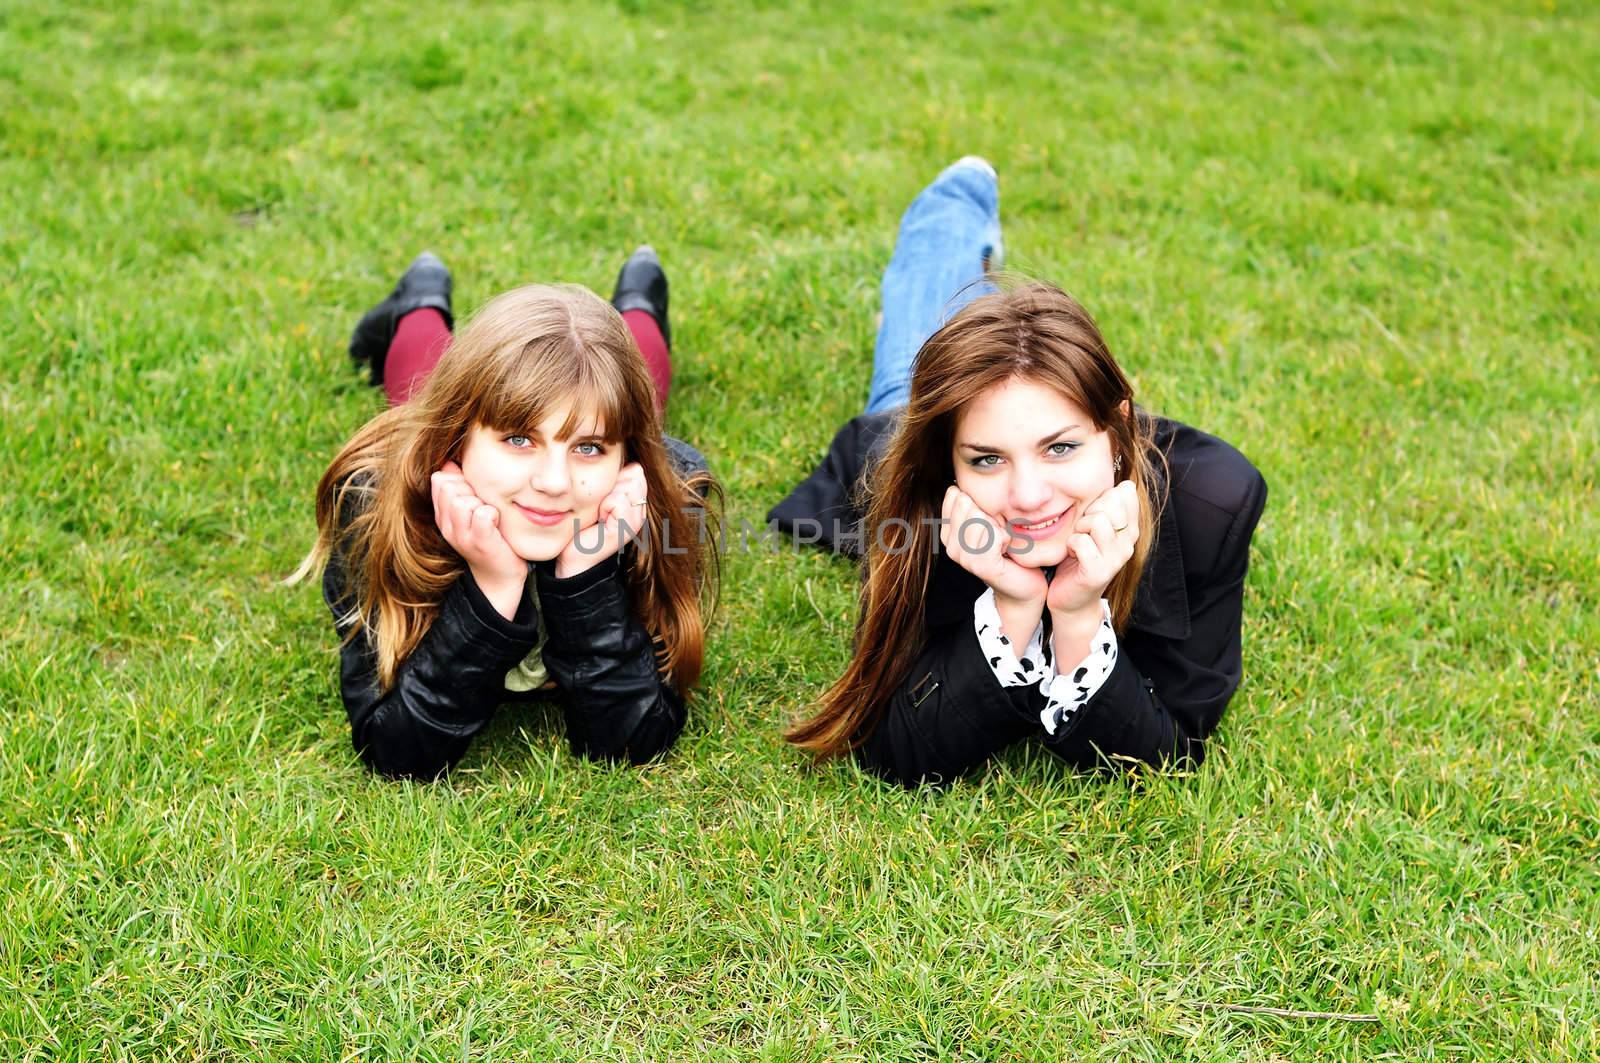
772, 159, 1267, 785
297, 248, 717, 779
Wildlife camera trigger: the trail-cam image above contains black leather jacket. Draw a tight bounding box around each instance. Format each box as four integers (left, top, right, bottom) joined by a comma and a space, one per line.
323, 438, 706, 780
771, 412, 1267, 786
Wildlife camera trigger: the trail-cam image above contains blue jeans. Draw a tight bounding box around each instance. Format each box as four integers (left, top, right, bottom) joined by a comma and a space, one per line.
865, 158, 1003, 414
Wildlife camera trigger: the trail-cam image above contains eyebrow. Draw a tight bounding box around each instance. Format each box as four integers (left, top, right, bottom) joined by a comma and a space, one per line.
957, 425, 1080, 452
508, 425, 607, 442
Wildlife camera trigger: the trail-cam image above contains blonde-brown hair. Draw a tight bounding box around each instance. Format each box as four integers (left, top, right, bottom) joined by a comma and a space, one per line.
294, 283, 718, 693
787, 281, 1160, 758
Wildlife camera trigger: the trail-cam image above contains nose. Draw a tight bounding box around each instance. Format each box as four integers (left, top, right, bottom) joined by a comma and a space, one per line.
529, 452, 570, 497
1007, 461, 1051, 516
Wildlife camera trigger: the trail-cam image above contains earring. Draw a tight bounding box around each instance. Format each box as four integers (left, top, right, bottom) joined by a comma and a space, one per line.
1114, 455, 1123, 473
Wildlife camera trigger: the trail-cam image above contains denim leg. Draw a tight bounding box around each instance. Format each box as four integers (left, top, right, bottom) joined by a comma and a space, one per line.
865, 157, 1003, 414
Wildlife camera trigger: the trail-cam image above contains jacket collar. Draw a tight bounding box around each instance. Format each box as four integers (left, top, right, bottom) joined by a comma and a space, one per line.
1128, 481, 1190, 639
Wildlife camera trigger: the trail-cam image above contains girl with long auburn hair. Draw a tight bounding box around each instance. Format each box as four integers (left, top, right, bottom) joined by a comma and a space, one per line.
295, 247, 718, 779
772, 159, 1267, 785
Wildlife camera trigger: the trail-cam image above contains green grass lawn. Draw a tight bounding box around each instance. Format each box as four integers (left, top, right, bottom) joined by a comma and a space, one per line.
3, 0, 1597, 1057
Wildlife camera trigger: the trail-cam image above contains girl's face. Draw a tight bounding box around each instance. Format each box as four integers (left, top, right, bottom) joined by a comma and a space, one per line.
951, 376, 1118, 569
457, 400, 625, 562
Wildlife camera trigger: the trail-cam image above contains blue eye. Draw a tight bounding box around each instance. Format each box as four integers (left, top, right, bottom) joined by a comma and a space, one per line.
505, 435, 532, 448
1047, 441, 1080, 457
575, 441, 606, 457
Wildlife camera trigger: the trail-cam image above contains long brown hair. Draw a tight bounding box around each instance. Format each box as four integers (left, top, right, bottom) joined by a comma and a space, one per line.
787, 281, 1160, 758
294, 283, 719, 693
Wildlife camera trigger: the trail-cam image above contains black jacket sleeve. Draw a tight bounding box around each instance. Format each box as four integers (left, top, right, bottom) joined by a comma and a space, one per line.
1037, 471, 1266, 772
852, 617, 1037, 786
534, 553, 686, 764
323, 548, 540, 780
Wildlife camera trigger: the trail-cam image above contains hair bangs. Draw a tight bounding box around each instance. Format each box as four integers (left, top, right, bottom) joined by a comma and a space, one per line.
471, 331, 635, 445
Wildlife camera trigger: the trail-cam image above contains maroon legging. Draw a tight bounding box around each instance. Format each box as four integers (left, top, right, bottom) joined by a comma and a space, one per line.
384, 307, 672, 411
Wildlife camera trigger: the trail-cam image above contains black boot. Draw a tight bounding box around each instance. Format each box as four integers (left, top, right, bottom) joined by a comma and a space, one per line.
610, 244, 669, 349
348, 252, 453, 386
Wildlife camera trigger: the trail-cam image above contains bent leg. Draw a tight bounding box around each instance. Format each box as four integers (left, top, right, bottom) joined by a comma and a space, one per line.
866, 157, 1003, 414
622, 309, 671, 414
611, 245, 673, 414
383, 308, 452, 406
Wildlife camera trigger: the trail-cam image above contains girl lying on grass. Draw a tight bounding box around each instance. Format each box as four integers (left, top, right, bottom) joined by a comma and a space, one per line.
771, 158, 1267, 786
296, 249, 717, 779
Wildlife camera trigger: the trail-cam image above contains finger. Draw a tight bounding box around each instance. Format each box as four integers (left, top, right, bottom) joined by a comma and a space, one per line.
596, 514, 623, 553
616, 464, 649, 504
607, 465, 643, 508
607, 495, 639, 539
948, 494, 992, 568
434, 471, 473, 506
571, 517, 604, 554
1082, 511, 1118, 559
944, 492, 969, 560
1083, 485, 1125, 528
949, 494, 985, 558
467, 504, 500, 553
1119, 504, 1141, 547
1065, 531, 1103, 581
968, 510, 1007, 567
611, 511, 639, 549
959, 493, 996, 541
622, 497, 648, 539
1113, 481, 1140, 541
599, 482, 637, 526
1072, 501, 1099, 534
1117, 477, 1137, 508
450, 494, 483, 538
433, 474, 465, 541
1088, 493, 1131, 535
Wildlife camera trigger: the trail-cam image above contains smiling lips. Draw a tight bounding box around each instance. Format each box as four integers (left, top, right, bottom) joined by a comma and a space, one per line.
1008, 506, 1071, 541
514, 502, 571, 527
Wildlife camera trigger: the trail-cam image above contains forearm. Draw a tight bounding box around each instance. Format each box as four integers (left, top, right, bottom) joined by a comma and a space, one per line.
535, 555, 686, 764
853, 620, 1035, 787
994, 594, 1046, 661
333, 569, 538, 779
472, 565, 528, 621
1048, 603, 1105, 674
1039, 651, 1202, 771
